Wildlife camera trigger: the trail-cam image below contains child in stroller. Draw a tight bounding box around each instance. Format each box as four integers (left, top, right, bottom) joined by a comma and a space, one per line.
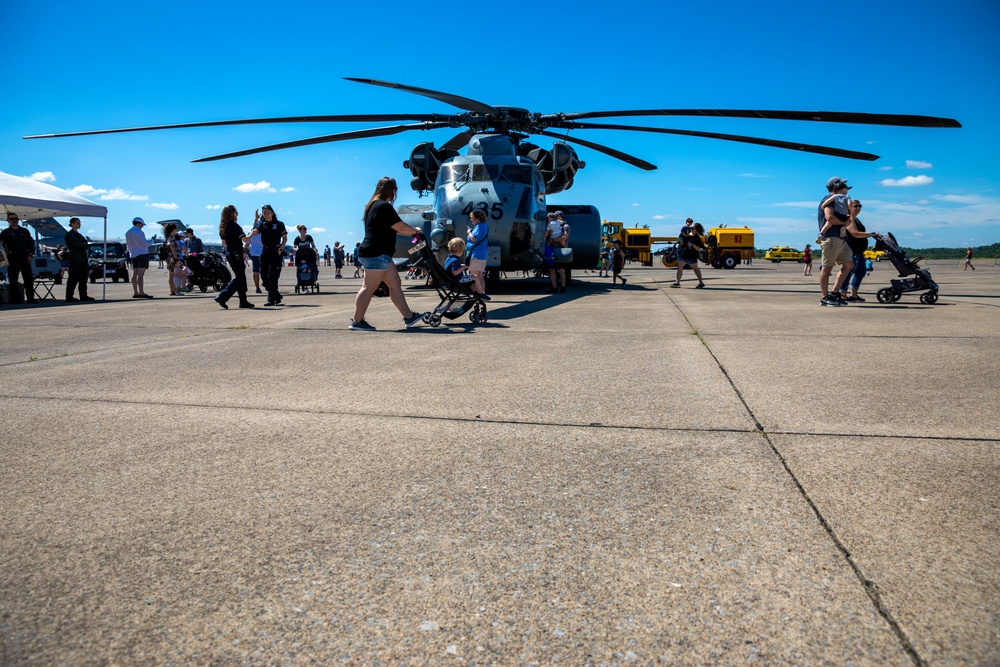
294, 241, 319, 294
873, 232, 939, 304
406, 233, 487, 326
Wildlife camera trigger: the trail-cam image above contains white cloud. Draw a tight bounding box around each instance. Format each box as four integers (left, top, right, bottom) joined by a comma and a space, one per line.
771, 201, 818, 208
149, 202, 179, 210
280, 186, 296, 193
70, 184, 106, 197
27, 171, 56, 182
877, 166, 893, 171
188, 224, 213, 231
652, 215, 666, 220
101, 187, 148, 201
205, 204, 221, 210
913, 232, 924, 236
881, 175, 933, 187
740, 173, 769, 178
934, 194, 986, 204
310, 227, 327, 233
906, 160, 933, 169
234, 181, 276, 193
632, 203, 639, 207
917, 199, 930, 205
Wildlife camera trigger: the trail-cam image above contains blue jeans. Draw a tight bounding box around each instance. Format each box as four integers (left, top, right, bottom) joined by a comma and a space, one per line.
840, 252, 865, 292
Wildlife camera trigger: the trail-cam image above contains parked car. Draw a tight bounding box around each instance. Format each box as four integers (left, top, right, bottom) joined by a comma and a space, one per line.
0, 256, 63, 283
764, 245, 803, 263
89, 242, 129, 283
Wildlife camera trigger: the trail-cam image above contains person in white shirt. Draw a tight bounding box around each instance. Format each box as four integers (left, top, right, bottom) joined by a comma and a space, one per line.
125, 217, 153, 298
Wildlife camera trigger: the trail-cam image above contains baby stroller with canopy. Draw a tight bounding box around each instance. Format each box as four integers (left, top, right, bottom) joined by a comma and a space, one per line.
294, 243, 319, 294
406, 233, 487, 326
873, 232, 939, 304
184, 251, 232, 292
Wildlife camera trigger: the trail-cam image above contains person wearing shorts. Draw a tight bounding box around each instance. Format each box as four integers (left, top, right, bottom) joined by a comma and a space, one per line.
349, 177, 426, 331
125, 216, 153, 298
466, 209, 490, 299
818, 177, 875, 307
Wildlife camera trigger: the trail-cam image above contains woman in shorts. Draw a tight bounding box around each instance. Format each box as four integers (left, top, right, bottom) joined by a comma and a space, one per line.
349, 177, 426, 331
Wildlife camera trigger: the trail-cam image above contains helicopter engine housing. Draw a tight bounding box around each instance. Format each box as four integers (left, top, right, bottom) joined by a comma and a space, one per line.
523, 142, 583, 195
404, 142, 459, 192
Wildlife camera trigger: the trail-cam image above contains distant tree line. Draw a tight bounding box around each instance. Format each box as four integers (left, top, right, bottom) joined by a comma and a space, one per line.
755, 242, 998, 259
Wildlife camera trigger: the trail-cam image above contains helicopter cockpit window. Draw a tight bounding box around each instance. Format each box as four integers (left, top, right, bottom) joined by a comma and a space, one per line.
442, 164, 470, 184
472, 164, 501, 182
501, 165, 533, 184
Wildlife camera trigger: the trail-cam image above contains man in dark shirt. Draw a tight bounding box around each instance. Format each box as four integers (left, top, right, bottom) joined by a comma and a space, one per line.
184, 228, 205, 254
64, 217, 94, 302
253, 205, 287, 306
1, 212, 37, 304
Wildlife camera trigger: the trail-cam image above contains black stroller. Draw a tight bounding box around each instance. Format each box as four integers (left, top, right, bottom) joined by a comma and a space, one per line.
873, 232, 940, 304
185, 251, 232, 292
407, 233, 488, 326
294, 244, 319, 294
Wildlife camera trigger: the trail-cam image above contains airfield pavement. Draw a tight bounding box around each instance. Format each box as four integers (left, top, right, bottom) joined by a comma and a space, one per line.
0, 258, 997, 666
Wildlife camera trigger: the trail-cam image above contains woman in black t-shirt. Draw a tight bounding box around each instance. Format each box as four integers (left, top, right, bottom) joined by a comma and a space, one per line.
214, 205, 254, 309
350, 177, 426, 331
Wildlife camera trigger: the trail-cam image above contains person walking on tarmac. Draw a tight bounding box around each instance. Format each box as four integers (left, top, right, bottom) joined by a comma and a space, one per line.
349, 177, 426, 331
214, 205, 255, 309
251, 204, 287, 306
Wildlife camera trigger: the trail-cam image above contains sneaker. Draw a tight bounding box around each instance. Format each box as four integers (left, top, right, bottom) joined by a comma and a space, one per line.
264, 300, 276, 306
256, 287, 262, 294
620, 278, 627, 286
695, 283, 705, 289
403, 311, 426, 328
81, 296, 96, 301
837, 293, 849, 305
349, 319, 376, 331
238, 301, 255, 309
670, 283, 680, 288
478, 293, 492, 301
66, 297, 79, 302
214, 295, 229, 310
820, 294, 841, 307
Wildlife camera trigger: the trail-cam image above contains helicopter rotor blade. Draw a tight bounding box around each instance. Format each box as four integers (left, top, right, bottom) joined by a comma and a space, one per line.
344, 77, 498, 115
554, 121, 880, 161
23, 114, 448, 140
192, 122, 453, 163
441, 130, 474, 152
537, 130, 657, 171
549, 109, 961, 129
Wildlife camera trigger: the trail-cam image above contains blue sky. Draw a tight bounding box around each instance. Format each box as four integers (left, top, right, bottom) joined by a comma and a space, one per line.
3, 0, 998, 251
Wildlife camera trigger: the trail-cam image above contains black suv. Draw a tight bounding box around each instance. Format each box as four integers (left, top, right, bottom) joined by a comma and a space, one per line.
88, 242, 130, 283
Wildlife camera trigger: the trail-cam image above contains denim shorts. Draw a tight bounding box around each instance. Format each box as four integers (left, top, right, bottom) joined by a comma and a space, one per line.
358, 254, 392, 271
251, 255, 261, 273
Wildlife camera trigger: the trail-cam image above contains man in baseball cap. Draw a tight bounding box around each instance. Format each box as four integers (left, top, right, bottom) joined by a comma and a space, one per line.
125, 216, 153, 298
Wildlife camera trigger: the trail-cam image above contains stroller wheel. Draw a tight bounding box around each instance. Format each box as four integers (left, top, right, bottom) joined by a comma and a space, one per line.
877, 288, 895, 304
892, 292, 902, 302
422, 313, 432, 324
428, 313, 442, 327
920, 291, 939, 305
200, 285, 208, 293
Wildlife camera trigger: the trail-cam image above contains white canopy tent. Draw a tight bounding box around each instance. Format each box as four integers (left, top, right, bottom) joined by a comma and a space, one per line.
1, 171, 110, 299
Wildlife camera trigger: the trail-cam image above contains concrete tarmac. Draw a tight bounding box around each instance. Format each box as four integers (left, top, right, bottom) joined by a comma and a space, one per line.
1, 260, 997, 665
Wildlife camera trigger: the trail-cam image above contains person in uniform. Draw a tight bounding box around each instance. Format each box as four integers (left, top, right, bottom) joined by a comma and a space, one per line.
251, 204, 287, 306
64, 217, 94, 302
1, 212, 37, 304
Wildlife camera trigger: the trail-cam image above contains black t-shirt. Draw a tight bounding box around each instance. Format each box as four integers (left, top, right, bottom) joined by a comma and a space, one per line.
259, 219, 287, 249
222, 220, 246, 255
359, 200, 402, 258
846, 219, 868, 254
1, 226, 35, 260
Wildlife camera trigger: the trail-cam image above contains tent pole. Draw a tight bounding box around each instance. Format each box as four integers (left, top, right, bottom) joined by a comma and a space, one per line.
102, 216, 107, 300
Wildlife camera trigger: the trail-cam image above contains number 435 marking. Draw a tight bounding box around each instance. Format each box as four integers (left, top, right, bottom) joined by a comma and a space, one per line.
461, 202, 504, 220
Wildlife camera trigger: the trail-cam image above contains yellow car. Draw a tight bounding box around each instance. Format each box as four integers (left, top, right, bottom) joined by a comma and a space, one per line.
863, 249, 885, 261
764, 245, 803, 263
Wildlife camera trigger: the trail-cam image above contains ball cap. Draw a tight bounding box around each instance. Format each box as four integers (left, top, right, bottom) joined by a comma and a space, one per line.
132, 216, 145, 225
826, 176, 852, 191
554, 210, 564, 217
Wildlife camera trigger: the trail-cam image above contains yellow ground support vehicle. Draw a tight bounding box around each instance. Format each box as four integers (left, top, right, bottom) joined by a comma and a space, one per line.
600, 221, 676, 266
864, 248, 885, 261
703, 226, 755, 269
764, 245, 803, 263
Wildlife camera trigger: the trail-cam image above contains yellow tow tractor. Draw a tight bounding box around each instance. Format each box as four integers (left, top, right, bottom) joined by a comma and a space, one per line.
702, 225, 755, 269
600, 221, 676, 266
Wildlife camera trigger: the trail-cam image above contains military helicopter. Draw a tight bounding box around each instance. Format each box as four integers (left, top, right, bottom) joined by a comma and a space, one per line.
25, 77, 960, 290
